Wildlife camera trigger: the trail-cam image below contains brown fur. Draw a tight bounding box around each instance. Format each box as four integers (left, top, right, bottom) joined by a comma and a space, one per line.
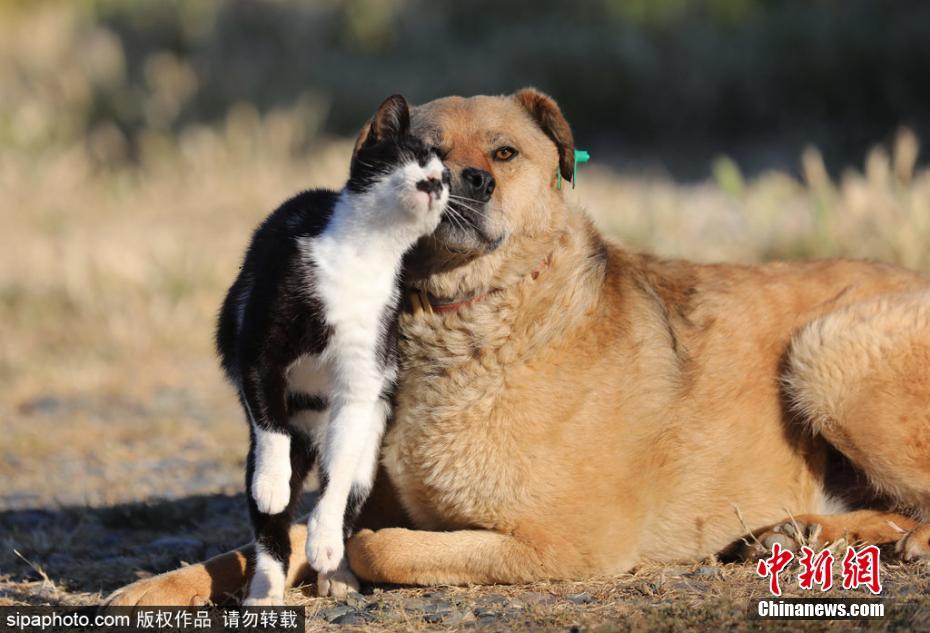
106, 89, 930, 606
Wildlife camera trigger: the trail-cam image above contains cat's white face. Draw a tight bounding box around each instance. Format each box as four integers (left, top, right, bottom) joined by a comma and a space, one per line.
376, 152, 449, 237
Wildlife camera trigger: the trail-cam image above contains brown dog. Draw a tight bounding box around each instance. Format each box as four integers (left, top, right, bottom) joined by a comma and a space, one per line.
106, 89, 930, 606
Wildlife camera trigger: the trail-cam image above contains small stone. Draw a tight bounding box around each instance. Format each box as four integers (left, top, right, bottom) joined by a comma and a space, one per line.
474, 607, 498, 618
566, 592, 593, 604
513, 591, 557, 607
371, 609, 405, 623
403, 597, 429, 611
423, 600, 453, 614
423, 613, 443, 624
477, 593, 508, 607
321, 605, 351, 622
331, 612, 365, 625
690, 565, 722, 578
442, 611, 465, 625
345, 591, 367, 608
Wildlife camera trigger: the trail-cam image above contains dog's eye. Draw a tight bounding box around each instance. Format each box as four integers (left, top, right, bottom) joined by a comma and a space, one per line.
493, 146, 518, 161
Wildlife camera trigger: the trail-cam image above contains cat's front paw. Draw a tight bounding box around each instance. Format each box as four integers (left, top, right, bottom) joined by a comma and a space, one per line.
306, 513, 345, 574
242, 594, 284, 607
251, 465, 291, 515
317, 561, 360, 600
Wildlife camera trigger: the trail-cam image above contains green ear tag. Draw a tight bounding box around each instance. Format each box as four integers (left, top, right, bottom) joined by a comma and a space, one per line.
572, 149, 590, 190
557, 149, 590, 190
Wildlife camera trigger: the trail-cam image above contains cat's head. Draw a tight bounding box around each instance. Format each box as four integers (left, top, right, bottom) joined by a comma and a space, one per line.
347, 95, 449, 234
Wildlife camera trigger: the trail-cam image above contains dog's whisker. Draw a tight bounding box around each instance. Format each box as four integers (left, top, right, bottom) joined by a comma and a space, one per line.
448, 195, 491, 214
442, 204, 467, 231
446, 208, 469, 233
446, 204, 471, 223
450, 200, 489, 219
448, 194, 486, 205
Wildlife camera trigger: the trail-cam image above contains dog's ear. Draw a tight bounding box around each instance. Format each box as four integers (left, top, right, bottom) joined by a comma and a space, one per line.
513, 88, 575, 182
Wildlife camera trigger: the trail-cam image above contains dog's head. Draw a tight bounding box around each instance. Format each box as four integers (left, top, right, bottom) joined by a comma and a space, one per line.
354, 88, 575, 293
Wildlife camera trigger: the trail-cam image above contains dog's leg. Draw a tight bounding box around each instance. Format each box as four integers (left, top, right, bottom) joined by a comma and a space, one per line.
346, 527, 579, 586
103, 522, 310, 607
784, 291, 930, 511
726, 510, 930, 560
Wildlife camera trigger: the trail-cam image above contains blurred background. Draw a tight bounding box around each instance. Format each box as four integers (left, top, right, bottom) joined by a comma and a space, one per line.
2, 0, 930, 604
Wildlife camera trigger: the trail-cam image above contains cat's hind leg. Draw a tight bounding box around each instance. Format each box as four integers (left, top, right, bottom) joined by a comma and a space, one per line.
245, 432, 315, 605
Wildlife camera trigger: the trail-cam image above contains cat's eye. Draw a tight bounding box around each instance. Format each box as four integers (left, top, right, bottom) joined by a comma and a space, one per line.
493, 146, 518, 161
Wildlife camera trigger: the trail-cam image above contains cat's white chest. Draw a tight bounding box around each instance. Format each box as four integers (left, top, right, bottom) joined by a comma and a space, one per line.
302, 234, 400, 333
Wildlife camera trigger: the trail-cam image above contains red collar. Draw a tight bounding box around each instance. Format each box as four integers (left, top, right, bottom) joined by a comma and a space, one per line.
409, 256, 550, 316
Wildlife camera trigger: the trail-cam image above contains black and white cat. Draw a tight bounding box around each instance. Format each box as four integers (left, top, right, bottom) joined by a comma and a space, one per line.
216, 95, 448, 604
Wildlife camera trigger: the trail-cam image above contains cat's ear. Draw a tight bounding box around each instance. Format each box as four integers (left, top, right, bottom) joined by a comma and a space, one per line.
367, 94, 410, 144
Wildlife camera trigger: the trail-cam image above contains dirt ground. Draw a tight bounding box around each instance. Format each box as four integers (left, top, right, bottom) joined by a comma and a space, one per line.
2, 387, 930, 632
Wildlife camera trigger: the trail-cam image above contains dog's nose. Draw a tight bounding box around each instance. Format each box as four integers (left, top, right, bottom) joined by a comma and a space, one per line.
461, 167, 496, 202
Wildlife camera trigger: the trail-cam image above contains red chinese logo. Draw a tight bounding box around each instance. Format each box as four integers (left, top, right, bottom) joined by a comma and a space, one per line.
758, 544, 881, 596
756, 542, 794, 596
798, 545, 834, 591
841, 545, 882, 595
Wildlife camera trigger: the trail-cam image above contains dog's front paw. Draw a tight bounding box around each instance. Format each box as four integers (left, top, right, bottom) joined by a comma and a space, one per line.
251, 466, 291, 515
306, 513, 345, 574
103, 573, 210, 608
727, 519, 826, 562
756, 519, 825, 552
896, 525, 930, 561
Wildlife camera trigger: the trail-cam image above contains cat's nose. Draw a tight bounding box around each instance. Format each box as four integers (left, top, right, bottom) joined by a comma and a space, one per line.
416, 177, 443, 197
